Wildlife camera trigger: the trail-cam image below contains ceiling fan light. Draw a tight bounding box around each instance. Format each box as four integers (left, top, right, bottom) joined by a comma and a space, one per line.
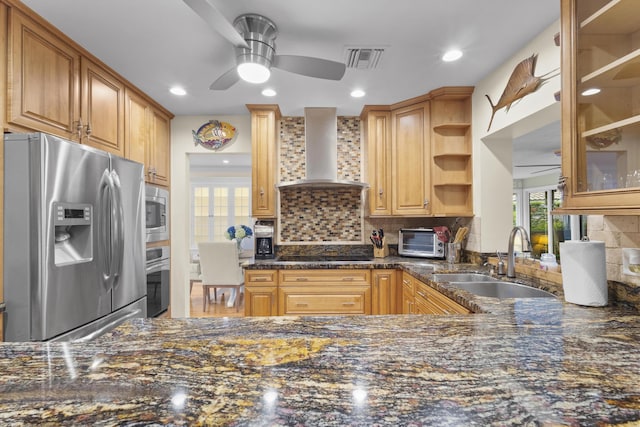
237, 62, 271, 84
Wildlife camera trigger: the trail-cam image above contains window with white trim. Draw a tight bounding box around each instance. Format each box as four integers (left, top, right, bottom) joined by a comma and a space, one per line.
191, 177, 251, 250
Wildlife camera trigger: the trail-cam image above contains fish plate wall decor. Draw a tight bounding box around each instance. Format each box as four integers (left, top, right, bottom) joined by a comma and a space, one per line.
485, 54, 558, 132
192, 120, 237, 150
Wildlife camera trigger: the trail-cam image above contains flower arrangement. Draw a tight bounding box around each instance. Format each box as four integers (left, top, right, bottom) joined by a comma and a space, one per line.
225, 225, 253, 242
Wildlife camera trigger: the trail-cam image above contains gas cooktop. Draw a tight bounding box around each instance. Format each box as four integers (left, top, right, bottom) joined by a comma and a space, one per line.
275, 255, 374, 262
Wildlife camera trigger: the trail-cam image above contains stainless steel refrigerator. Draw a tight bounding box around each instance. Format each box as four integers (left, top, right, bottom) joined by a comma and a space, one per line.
3, 133, 147, 341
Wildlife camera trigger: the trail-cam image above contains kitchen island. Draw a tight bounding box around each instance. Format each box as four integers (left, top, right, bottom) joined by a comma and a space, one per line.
2, 260, 640, 425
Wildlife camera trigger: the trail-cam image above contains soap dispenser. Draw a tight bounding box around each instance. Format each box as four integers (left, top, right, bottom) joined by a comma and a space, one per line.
496, 251, 506, 275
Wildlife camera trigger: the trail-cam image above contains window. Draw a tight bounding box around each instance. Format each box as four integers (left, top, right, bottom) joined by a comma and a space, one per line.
513, 184, 585, 260
191, 177, 251, 250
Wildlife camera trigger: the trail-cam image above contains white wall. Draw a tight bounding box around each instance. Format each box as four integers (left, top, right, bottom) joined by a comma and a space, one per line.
170, 115, 250, 318
470, 20, 561, 253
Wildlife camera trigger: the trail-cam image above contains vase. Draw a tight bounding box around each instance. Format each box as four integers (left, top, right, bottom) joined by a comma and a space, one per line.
236, 238, 243, 252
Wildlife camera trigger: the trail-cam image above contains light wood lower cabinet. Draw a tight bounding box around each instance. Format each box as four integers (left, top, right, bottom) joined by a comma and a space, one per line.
414, 280, 470, 315
402, 271, 470, 315
245, 268, 470, 317
402, 272, 416, 314
244, 270, 278, 316
278, 269, 371, 316
372, 269, 399, 315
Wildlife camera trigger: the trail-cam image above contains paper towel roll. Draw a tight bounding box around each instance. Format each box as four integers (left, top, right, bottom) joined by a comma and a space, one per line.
560, 240, 608, 306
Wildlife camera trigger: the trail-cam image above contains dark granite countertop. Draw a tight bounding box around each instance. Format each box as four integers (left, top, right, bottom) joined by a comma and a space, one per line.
1, 258, 640, 425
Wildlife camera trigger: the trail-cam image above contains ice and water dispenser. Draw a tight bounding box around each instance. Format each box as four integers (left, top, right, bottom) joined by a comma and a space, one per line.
53, 202, 93, 266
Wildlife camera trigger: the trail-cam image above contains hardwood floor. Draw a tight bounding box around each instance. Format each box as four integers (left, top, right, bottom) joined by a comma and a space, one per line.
189, 281, 245, 318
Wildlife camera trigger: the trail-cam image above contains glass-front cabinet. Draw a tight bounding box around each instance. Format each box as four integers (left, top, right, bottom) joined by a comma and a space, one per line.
560, 0, 640, 213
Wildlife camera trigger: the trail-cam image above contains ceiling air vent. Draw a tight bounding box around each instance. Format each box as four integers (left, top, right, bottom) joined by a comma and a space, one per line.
344, 47, 385, 69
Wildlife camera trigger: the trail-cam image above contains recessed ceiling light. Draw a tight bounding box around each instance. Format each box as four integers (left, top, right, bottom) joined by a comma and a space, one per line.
169, 86, 187, 96
442, 49, 463, 62
262, 88, 277, 97
222, 159, 230, 164
581, 88, 601, 96
350, 89, 366, 98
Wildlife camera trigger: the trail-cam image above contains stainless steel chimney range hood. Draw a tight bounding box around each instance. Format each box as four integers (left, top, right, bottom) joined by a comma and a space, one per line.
277, 107, 369, 190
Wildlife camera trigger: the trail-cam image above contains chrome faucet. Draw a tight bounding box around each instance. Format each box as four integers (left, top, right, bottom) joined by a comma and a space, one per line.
507, 226, 532, 278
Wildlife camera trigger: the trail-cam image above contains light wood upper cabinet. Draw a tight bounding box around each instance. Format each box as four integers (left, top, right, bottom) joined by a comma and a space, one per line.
559, 0, 640, 214
362, 109, 392, 216
124, 88, 171, 187
7, 8, 80, 139
124, 88, 148, 165
147, 107, 171, 187
81, 58, 125, 156
362, 87, 473, 217
392, 101, 431, 215
248, 104, 281, 218
430, 87, 473, 216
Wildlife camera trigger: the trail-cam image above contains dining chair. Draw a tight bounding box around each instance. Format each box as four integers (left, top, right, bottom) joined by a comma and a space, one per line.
197, 241, 245, 312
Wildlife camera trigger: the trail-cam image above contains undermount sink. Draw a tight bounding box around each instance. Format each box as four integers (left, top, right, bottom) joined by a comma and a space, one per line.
432, 273, 556, 299
432, 273, 496, 282
450, 281, 555, 298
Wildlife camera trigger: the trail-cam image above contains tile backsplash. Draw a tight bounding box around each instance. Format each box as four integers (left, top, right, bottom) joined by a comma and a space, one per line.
279, 187, 362, 243
278, 116, 363, 243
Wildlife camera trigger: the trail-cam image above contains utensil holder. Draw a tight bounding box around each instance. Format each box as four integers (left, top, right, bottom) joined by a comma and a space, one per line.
446, 242, 461, 263
373, 238, 389, 258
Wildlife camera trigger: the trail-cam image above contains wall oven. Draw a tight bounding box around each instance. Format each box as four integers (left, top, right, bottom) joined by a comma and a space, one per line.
145, 185, 169, 242
146, 246, 170, 317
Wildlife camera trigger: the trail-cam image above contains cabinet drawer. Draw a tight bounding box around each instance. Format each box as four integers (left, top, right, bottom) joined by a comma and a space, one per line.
279, 269, 370, 286
278, 286, 371, 315
245, 270, 277, 286
402, 272, 415, 296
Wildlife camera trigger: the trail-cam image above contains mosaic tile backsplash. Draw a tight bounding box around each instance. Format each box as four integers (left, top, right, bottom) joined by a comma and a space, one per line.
279, 187, 362, 242
278, 116, 363, 242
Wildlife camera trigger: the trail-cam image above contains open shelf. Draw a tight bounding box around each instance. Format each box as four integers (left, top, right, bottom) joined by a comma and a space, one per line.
580, 0, 640, 35
581, 48, 640, 88
582, 114, 640, 138
433, 122, 471, 131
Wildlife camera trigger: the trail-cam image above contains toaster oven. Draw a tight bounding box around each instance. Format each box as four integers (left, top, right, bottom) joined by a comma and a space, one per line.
398, 228, 445, 258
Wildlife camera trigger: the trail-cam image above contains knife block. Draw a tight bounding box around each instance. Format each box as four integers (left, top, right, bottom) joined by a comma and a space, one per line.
373, 238, 389, 258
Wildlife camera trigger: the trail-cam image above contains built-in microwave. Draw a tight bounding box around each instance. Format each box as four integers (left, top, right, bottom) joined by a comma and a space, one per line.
145, 185, 169, 243
398, 228, 445, 258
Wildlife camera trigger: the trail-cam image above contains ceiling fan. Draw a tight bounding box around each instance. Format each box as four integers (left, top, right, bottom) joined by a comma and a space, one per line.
184, 0, 347, 90
514, 164, 561, 174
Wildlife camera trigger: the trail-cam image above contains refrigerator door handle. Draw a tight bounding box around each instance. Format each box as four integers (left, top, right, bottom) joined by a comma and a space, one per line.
99, 169, 114, 290
110, 170, 125, 289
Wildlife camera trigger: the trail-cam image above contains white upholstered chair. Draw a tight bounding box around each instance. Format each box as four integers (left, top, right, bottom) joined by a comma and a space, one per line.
197, 241, 245, 312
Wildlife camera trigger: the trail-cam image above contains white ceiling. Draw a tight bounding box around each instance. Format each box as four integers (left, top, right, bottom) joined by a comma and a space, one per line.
21, 0, 561, 178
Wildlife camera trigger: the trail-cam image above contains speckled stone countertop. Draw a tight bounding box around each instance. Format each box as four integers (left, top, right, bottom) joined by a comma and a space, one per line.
2, 258, 640, 425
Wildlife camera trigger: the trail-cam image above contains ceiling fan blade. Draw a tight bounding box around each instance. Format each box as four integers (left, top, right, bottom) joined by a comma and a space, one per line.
273, 55, 346, 80
183, 0, 248, 48
531, 166, 561, 174
210, 67, 240, 90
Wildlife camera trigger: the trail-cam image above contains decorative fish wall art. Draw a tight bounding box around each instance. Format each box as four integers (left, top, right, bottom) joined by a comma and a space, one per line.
192, 120, 237, 150
485, 53, 559, 132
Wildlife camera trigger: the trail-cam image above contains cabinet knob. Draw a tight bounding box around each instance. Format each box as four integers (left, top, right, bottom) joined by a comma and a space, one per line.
423, 199, 429, 207
260, 187, 265, 197
378, 188, 384, 197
